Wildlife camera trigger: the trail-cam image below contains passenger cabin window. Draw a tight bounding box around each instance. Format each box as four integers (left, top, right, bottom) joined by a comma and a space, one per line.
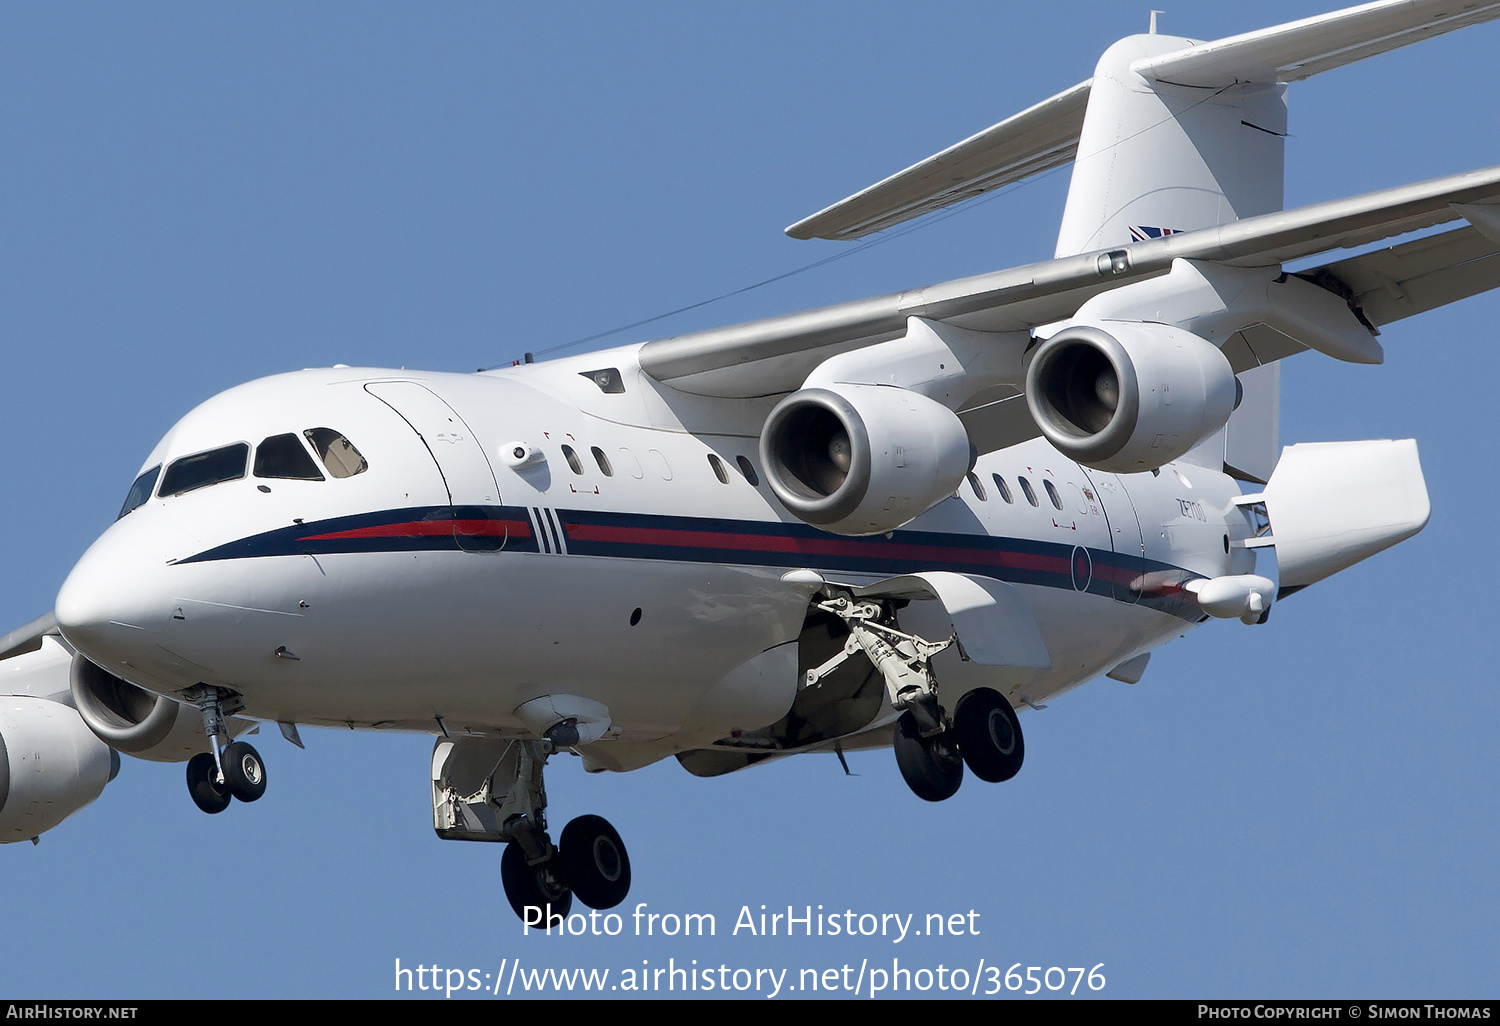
736, 455, 759, 486
967, 472, 987, 501
561, 444, 584, 475
1044, 480, 1063, 510
1018, 476, 1039, 507
254, 434, 324, 481
159, 444, 249, 498
708, 453, 729, 484
591, 446, 613, 477
118, 465, 161, 519
303, 428, 368, 478
991, 474, 1013, 504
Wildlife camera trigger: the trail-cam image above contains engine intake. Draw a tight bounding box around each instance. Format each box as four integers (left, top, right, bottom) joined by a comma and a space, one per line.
70, 654, 181, 755
760, 385, 972, 536
1024, 323, 1237, 473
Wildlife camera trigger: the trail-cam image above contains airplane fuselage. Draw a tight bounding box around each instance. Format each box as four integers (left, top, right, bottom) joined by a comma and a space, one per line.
56, 346, 1256, 772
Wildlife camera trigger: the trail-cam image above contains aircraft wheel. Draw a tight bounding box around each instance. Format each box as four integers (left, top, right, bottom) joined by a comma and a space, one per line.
222, 741, 267, 802
954, 687, 1025, 783
893, 712, 963, 802
186, 752, 231, 814
501, 842, 573, 922
560, 815, 631, 910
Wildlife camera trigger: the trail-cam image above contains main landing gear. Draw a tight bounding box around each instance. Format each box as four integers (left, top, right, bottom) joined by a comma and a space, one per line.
805, 594, 1025, 803
182, 685, 267, 814
495, 734, 632, 922
430, 730, 632, 922
501, 807, 632, 921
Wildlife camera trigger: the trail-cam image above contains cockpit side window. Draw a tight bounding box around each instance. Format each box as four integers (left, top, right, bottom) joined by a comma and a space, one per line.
254, 434, 325, 481
118, 465, 161, 519
303, 428, 368, 478
158, 444, 250, 498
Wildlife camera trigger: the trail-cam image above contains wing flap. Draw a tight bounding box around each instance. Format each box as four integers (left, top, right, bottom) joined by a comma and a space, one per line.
1298, 223, 1500, 327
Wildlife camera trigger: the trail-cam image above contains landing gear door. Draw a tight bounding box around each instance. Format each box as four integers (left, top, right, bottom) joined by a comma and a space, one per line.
364, 381, 507, 552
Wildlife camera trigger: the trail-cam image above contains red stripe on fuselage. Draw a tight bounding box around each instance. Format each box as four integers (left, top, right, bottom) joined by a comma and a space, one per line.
305, 519, 532, 541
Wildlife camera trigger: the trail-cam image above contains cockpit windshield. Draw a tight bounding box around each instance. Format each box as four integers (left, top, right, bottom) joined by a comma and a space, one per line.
158, 443, 249, 498
304, 428, 368, 478
254, 433, 325, 481
117, 465, 161, 519
133, 428, 367, 509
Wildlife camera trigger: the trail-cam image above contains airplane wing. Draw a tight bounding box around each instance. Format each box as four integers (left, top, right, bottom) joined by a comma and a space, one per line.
1134, 0, 1500, 87
0, 611, 60, 663
641, 164, 1500, 398
783, 79, 1092, 242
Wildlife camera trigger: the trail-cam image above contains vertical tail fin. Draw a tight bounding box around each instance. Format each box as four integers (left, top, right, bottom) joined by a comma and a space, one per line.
1053, 32, 1286, 259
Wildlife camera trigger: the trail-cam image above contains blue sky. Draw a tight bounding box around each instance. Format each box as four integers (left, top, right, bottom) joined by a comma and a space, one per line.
2, 1, 1497, 999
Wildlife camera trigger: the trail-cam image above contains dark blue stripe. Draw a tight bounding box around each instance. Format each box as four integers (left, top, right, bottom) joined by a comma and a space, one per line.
178, 505, 1202, 620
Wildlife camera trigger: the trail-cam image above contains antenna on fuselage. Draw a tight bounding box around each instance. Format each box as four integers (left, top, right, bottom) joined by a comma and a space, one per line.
1149, 10, 1163, 33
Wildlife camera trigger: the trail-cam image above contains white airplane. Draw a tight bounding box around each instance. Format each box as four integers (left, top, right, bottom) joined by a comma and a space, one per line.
2, 0, 1495, 921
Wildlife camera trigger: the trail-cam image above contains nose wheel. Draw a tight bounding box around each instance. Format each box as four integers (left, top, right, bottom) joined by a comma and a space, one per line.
181, 686, 268, 814
186, 752, 231, 814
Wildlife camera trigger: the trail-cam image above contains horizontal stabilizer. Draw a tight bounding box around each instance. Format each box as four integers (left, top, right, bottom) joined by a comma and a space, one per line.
1135, 0, 1500, 87
785, 80, 1090, 242
1250, 439, 1430, 591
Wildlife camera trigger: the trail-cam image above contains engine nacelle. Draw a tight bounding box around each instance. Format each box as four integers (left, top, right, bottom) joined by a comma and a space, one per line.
69, 654, 214, 762
1024, 323, 1238, 473
0, 696, 117, 843
760, 385, 973, 536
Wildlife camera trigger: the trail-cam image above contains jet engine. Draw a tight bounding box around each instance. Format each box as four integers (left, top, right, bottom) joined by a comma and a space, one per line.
1024, 323, 1238, 473
760, 384, 972, 536
0, 696, 117, 843
70, 653, 209, 762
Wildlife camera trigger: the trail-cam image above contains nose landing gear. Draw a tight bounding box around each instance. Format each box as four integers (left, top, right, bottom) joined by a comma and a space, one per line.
181, 685, 267, 814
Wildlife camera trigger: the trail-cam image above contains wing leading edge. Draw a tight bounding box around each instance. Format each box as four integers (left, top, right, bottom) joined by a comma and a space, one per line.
641, 165, 1500, 398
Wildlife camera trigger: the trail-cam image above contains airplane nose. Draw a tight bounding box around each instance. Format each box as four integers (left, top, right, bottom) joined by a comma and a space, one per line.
55, 520, 176, 670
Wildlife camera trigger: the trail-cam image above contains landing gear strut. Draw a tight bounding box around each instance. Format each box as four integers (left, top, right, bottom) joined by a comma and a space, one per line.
806, 592, 1026, 802
181, 685, 267, 813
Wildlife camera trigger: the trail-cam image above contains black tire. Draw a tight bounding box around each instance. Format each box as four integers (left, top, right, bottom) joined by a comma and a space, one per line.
954, 687, 1025, 783
560, 815, 631, 910
892, 712, 963, 802
501, 842, 573, 923
186, 752, 230, 814
222, 741, 267, 802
